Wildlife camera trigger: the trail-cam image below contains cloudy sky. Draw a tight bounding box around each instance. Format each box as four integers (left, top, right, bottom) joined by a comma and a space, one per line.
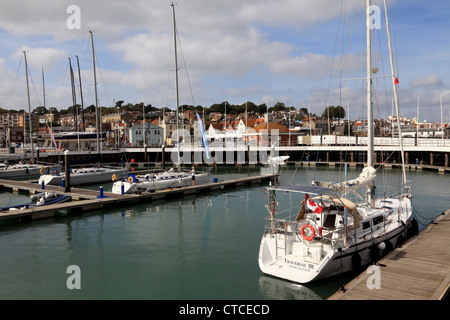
0, 0, 449, 121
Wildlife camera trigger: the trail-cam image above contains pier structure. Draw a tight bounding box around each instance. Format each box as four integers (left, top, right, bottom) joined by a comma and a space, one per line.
329, 209, 450, 300
1, 141, 449, 170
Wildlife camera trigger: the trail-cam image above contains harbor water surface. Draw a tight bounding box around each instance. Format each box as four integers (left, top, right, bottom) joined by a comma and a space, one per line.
0, 166, 447, 300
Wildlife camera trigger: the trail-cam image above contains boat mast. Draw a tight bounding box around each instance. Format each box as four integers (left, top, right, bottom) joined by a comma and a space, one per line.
42, 68, 46, 110
89, 29, 100, 153
23, 51, 35, 162
366, 0, 374, 203
76, 55, 86, 132
171, 2, 181, 166
383, 0, 407, 185
69, 57, 80, 151
68, 58, 78, 133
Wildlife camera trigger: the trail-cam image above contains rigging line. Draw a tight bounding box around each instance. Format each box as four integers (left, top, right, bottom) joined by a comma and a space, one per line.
56, 64, 70, 110
323, 0, 345, 118
27, 66, 43, 108
175, 25, 196, 107
9, 57, 22, 106
93, 49, 112, 109
313, 1, 345, 182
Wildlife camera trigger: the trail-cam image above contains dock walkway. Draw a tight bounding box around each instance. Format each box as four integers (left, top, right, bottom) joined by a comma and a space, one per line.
329, 209, 450, 300
0, 174, 277, 222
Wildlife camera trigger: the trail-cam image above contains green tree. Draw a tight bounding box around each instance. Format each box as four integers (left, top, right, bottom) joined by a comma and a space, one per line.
343, 120, 354, 136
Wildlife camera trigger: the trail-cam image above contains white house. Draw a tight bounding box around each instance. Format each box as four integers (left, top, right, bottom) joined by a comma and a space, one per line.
129, 123, 163, 147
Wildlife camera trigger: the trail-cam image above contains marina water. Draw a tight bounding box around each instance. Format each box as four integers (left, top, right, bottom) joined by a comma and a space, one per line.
0, 166, 447, 300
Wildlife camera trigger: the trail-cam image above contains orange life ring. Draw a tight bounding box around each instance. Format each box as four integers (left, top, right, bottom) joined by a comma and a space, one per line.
301, 224, 315, 241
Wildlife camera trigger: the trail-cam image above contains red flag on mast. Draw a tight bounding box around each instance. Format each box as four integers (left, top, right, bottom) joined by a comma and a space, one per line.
394, 77, 399, 84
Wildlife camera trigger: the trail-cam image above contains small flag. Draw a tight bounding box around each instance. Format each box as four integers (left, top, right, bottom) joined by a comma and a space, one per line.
305, 194, 323, 214
394, 77, 399, 84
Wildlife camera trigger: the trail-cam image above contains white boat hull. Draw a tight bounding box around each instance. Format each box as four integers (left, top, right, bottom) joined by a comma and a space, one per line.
259, 221, 409, 283
258, 195, 414, 284
112, 173, 209, 194
0, 164, 61, 179
39, 167, 128, 186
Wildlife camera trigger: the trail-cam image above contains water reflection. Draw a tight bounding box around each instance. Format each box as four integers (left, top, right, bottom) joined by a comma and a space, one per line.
259, 276, 322, 300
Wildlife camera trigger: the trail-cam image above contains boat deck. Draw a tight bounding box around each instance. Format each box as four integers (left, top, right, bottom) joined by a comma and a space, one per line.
0, 174, 278, 222
328, 209, 450, 300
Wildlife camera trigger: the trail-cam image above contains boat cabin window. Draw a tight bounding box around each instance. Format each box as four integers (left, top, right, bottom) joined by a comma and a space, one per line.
372, 216, 384, 226
362, 221, 371, 230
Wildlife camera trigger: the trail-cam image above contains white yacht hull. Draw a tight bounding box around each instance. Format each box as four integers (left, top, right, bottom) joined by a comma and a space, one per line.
112, 173, 209, 194
258, 195, 414, 284
0, 163, 61, 179
39, 167, 128, 186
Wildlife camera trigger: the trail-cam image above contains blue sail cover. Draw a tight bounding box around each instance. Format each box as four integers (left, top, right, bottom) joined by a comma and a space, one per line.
196, 113, 210, 160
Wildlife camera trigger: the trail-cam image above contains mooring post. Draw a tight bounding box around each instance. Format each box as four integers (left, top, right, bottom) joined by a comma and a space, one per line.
36, 147, 39, 164
64, 150, 71, 193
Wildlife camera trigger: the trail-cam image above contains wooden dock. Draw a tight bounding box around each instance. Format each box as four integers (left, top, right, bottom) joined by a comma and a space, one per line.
329, 209, 450, 300
0, 174, 277, 222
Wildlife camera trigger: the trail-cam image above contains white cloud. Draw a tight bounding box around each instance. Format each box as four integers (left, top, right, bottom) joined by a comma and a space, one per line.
12, 46, 68, 72
409, 74, 443, 88
0, 0, 448, 118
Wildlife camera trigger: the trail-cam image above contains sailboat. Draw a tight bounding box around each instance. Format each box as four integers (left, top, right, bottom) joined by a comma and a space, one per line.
258, 0, 416, 284
111, 3, 210, 195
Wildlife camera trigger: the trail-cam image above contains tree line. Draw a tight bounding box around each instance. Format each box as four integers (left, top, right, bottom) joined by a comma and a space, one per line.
1, 101, 346, 120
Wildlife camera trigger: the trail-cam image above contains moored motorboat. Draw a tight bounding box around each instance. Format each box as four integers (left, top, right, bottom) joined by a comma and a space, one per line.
1, 191, 71, 212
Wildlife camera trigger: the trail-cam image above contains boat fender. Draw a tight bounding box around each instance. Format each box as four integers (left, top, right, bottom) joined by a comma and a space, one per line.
352, 253, 361, 272
397, 235, 405, 248
407, 219, 419, 238
384, 240, 393, 253
40, 166, 44, 175
370, 245, 380, 262
26, 168, 29, 174
300, 224, 315, 241
112, 174, 117, 182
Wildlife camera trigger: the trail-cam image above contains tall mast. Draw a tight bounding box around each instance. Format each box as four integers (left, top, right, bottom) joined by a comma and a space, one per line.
42, 68, 46, 109
76, 55, 85, 132
23, 51, 35, 161
383, 0, 406, 185
89, 29, 100, 152
366, 0, 374, 169
171, 2, 180, 165
68, 57, 78, 133
366, 0, 374, 203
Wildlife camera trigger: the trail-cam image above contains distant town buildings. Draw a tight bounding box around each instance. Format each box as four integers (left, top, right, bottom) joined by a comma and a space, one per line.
0, 106, 448, 151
